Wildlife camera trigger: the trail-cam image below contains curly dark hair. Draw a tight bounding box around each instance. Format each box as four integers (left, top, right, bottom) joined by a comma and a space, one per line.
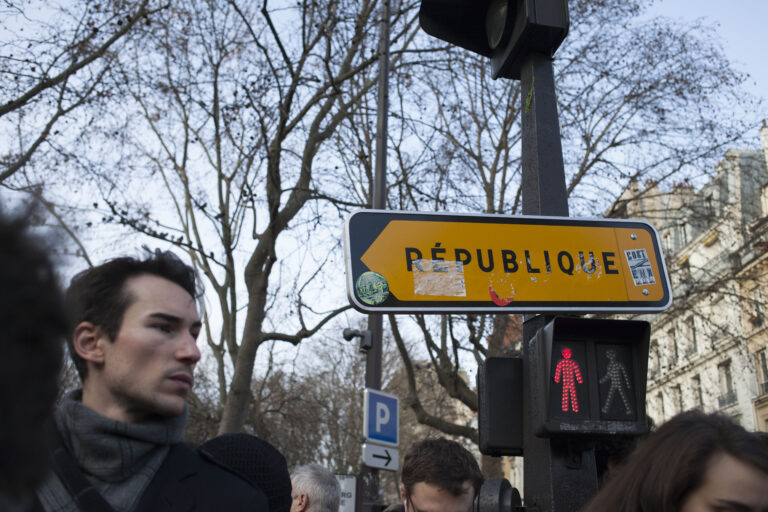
0, 213, 67, 496
401, 437, 483, 497
65, 248, 200, 379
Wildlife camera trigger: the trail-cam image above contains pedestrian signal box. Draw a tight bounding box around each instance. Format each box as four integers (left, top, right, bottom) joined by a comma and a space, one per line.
419, 0, 569, 79
477, 357, 523, 456
530, 317, 650, 436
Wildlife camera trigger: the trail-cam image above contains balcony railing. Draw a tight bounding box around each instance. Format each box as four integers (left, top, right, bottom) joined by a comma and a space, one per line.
718, 390, 737, 408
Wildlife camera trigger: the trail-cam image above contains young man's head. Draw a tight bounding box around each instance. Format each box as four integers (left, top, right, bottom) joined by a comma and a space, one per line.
66, 250, 202, 423
400, 437, 483, 512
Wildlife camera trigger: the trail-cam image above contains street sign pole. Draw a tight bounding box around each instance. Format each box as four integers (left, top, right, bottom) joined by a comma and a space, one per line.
361, 1, 390, 511
361, 315, 382, 512
520, 53, 599, 512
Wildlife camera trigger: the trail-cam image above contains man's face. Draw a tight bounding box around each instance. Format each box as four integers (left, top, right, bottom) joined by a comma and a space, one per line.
84, 274, 201, 422
401, 481, 475, 512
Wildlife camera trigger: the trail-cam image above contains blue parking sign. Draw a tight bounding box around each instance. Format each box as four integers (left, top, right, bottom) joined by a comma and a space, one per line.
363, 388, 399, 446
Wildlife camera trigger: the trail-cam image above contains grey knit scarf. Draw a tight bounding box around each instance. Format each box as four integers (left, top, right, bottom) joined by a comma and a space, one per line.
36, 390, 187, 512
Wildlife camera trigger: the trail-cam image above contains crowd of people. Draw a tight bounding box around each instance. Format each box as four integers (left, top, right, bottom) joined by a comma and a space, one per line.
1, 209, 768, 511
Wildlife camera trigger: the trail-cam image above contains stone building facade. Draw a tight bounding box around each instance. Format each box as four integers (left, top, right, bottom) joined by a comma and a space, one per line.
608, 123, 768, 431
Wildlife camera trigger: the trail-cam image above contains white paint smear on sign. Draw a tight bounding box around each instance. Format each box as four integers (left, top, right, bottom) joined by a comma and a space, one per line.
412, 259, 466, 297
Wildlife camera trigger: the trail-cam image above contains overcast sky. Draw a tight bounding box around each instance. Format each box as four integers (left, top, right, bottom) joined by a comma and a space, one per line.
646, 0, 767, 105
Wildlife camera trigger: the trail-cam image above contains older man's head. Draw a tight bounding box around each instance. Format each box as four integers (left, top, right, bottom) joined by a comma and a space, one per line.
290, 464, 340, 512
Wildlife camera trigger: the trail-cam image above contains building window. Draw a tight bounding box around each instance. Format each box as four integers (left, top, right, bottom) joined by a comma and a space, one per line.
705, 194, 715, 220
750, 288, 764, 327
672, 385, 683, 413
718, 360, 736, 408
760, 350, 768, 396
649, 340, 660, 378
668, 327, 678, 366
686, 316, 697, 355
691, 375, 703, 409
656, 391, 665, 419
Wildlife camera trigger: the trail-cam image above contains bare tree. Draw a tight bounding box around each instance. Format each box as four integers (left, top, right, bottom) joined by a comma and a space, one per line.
0, 0, 158, 183
31, 0, 424, 433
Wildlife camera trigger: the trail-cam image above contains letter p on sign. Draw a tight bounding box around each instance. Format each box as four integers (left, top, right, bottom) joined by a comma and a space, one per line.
363, 388, 399, 446
376, 402, 390, 432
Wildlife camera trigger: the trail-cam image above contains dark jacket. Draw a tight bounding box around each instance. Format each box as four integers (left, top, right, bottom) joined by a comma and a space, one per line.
33, 440, 268, 512
136, 442, 269, 511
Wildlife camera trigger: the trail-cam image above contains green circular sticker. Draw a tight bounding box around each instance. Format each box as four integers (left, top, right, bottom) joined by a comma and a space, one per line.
355, 271, 390, 305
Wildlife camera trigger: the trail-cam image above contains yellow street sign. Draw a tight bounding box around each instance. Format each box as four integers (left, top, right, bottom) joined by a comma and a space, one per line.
344, 210, 672, 313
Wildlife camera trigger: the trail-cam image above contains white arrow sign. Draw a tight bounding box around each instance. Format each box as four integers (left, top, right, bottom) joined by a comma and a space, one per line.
362, 443, 399, 471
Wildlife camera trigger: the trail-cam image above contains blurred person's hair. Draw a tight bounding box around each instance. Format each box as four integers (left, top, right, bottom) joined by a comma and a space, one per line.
0, 212, 66, 496
582, 410, 768, 512
401, 437, 483, 497
290, 463, 340, 512
65, 248, 200, 379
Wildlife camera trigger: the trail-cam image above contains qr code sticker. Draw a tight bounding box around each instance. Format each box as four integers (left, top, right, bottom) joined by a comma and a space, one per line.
624, 249, 656, 286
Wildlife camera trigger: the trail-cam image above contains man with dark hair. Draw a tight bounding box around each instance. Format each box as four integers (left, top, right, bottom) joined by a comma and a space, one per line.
35, 250, 268, 511
63, 251, 200, 383
0, 213, 67, 511
397, 437, 483, 512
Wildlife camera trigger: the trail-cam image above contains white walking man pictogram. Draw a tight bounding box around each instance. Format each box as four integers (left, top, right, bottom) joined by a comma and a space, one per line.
600, 348, 632, 415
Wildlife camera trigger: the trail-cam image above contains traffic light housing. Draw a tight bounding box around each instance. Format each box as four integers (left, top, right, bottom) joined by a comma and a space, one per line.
530, 317, 650, 436
477, 357, 523, 456
419, 0, 569, 79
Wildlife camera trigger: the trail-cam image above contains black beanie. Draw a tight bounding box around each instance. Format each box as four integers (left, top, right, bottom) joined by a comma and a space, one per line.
200, 433, 292, 512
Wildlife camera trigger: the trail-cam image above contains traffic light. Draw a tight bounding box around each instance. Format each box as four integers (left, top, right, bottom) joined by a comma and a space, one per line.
477, 357, 523, 456
529, 317, 650, 436
419, 0, 569, 79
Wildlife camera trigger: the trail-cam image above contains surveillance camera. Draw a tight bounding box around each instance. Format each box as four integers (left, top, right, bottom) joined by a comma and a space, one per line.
343, 328, 360, 341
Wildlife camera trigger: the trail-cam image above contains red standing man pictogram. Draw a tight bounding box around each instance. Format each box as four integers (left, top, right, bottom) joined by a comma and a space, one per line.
554, 347, 583, 413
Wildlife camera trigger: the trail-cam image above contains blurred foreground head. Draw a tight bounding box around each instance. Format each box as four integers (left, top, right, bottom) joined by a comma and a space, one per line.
200, 433, 292, 512
0, 213, 66, 496
582, 410, 768, 512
